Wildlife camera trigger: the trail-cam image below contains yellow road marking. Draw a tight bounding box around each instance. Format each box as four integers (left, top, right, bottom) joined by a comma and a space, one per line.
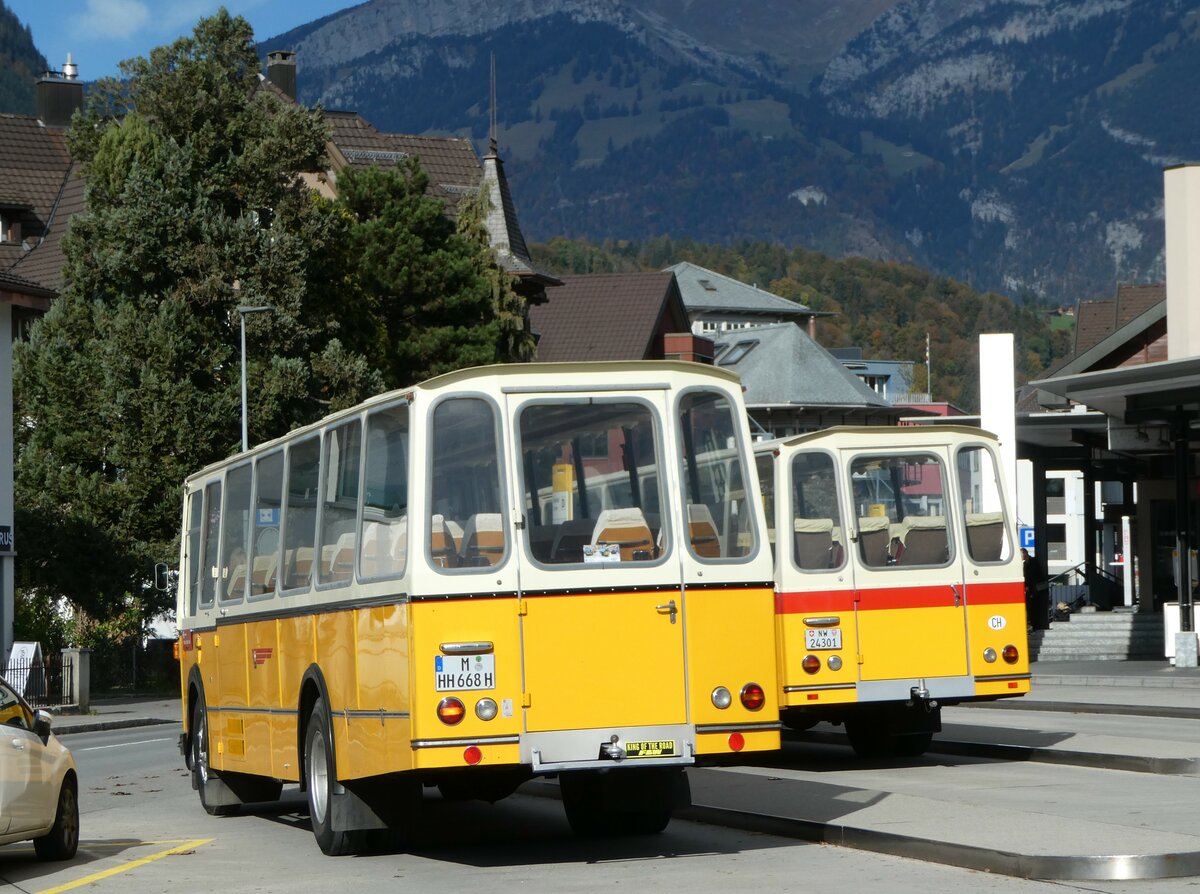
36, 838, 213, 894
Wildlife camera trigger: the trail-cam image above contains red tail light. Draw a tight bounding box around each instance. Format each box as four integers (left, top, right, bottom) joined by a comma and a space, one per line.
728, 732, 745, 752
1002, 644, 1020, 664
740, 683, 765, 710
463, 745, 482, 765
437, 696, 466, 725
801, 654, 820, 674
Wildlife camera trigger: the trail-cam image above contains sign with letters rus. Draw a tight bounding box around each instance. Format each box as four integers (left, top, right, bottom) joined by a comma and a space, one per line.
0, 525, 12, 552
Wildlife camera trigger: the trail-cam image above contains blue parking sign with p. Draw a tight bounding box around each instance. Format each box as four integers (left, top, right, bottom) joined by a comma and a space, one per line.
1019, 527, 1035, 550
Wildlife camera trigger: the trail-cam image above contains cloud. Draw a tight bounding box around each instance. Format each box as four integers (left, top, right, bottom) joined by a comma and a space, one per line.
71, 0, 152, 41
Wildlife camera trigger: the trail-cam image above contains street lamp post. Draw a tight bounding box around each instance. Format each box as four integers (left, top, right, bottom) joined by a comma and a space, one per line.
238, 305, 273, 452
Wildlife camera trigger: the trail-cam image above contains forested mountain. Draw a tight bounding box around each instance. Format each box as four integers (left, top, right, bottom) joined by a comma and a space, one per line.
531, 236, 1071, 412
259, 0, 1200, 303
0, 1, 45, 116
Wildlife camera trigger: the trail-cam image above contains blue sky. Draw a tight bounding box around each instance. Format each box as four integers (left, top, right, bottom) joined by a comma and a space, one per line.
16, 1, 359, 81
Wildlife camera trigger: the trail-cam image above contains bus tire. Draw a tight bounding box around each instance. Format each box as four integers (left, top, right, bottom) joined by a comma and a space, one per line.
305, 699, 366, 856
561, 768, 677, 837
192, 702, 236, 816
892, 731, 933, 758
844, 717, 893, 759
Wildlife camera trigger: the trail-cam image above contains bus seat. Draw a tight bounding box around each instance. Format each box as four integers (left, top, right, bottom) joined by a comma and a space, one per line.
284, 547, 313, 590
551, 518, 598, 563
897, 516, 948, 565
430, 514, 458, 568
592, 508, 654, 562
324, 532, 355, 582
966, 512, 1004, 562
793, 517, 834, 570
856, 516, 891, 567
226, 563, 247, 600
688, 503, 721, 558
251, 554, 277, 596
460, 513, 505, 566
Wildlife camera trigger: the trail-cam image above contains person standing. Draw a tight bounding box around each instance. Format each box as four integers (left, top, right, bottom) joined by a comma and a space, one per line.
1022, 547, 1049, 631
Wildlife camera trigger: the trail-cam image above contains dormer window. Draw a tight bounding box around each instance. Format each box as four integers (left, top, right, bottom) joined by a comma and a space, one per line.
0, 213, 16, 244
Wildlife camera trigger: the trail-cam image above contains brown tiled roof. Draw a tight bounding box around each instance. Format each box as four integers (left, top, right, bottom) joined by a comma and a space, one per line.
9, 163, 84, 293
0, 113, 75, 293
324, 111, 481, 198
531, 273, 686, 362
1072, 283, 1165, 357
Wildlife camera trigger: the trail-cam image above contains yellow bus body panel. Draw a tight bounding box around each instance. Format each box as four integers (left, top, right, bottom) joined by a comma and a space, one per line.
409, 598, 523, 753
967, 598, 1031, 695
519, 592, 686, 733
414, 742, 522, 771
695, 727, 777, 756
776, 612, 859, 707
857, 606, 968, 680
684, 586, 779, 749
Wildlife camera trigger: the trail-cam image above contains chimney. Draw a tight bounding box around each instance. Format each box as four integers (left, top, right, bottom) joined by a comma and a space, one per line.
266, 51, 297, 101
36, 54, 84, 128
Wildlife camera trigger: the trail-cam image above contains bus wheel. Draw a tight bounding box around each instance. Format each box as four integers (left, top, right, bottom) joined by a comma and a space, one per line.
561, 768, 677, 837
892, 731, 933, 758
305, 699, 366, 856
192, 702, 236, 816
844, 718, 894, 759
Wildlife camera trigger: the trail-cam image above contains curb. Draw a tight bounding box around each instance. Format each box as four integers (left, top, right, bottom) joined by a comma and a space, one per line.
521, 776, 1200, 881
53, 717, 177, 736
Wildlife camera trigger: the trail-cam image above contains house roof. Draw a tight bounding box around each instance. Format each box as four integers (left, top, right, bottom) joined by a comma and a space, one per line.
481, 151, 559, 288
1072, 283, 1165, 358
530, 272, 686, 362
0, 113, 75, 293
666, 261, 818, 319
324, 111, 482, 205
713, 323, 893, 410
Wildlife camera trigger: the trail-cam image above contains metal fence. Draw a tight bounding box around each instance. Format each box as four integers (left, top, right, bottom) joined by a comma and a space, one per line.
4, 655, 74, 707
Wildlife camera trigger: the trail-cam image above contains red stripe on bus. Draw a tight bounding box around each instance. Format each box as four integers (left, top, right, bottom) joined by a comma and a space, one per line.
776, 580, 1023, 614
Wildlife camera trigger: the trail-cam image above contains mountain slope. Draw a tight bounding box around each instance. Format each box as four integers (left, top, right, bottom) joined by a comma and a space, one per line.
256, 0, 1200, 301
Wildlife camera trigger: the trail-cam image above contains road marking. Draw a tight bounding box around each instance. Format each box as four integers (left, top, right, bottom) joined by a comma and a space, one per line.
74, 738, 174, 752
35, 838, 213, 894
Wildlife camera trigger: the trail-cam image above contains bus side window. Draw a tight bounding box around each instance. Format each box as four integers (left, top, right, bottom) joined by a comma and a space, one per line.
221, 463, 252, 602
251, 451, 284, 598
319, 420, 362, 586
185, 490, 203, 615
360, 404, 409, 580
282, 437, 320, 593
429, 398, 504, 572
199, 480, 222, 607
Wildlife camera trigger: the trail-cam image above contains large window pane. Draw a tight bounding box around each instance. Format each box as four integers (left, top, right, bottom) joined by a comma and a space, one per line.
957, 444, 1012, 563
250, 451, 283, 599
185, 491, 203, 615
359, 404, 409, 579
200, 481, 222, 607
281, 437, 320, 592
430, 399, 505, 570
679, 390, 754, 560
850, 452, 950, 568
318, 421, 362, 586
790, 451, 845, 572
220, 463, 252, 601
518, 400, 663, 565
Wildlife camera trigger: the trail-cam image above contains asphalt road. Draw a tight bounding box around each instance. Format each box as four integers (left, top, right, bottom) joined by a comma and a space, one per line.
0, 716, 1195, 894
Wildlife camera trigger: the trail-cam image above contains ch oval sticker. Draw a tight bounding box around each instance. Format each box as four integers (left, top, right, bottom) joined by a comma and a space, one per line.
987, 615, 1007, 631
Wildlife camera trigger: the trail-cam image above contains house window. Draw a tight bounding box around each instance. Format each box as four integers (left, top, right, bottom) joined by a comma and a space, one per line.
717, 340, 759, 366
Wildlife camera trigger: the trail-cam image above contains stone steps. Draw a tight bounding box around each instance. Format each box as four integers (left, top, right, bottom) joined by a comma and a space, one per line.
1030, 610, 1163, 661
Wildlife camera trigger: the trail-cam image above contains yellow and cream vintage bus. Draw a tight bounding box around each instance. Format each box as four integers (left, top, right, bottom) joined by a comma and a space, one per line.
177, 361, 779, 854
755, 425, 1028, 758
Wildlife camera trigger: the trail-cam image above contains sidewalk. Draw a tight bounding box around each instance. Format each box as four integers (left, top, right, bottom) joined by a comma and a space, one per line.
49, 694, 181, 736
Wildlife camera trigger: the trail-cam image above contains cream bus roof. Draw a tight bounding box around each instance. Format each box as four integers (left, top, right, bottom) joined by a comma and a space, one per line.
185, 360, 746, 485
774, 424, 1000, 452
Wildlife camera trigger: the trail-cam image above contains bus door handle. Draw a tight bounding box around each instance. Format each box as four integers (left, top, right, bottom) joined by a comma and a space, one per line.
951, 585, 961, 607
656, 599, 678, 624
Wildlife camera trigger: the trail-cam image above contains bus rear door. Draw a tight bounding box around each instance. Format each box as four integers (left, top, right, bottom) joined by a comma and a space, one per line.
845, 445, 973, 694
505, 389, 689, 757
